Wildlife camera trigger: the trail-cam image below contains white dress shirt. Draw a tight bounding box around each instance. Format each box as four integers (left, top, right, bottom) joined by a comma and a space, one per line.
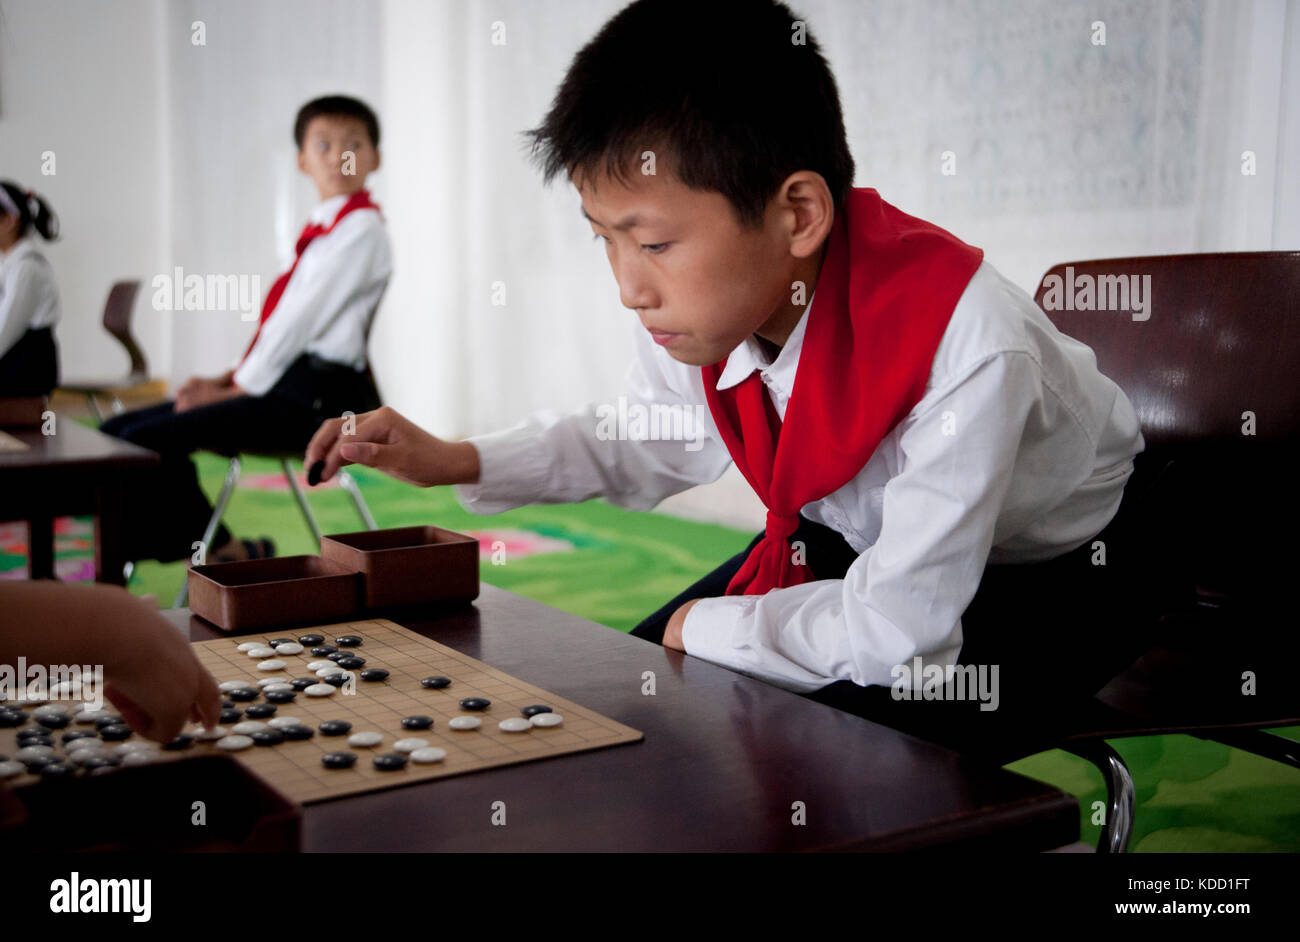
234, 194, 391, 396
0, 237, 61, 360
454, 260, 1144, 694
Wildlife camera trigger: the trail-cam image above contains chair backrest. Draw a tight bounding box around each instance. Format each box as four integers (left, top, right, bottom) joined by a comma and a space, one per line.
1032, 253, 1300, 615
1032, 252, 1300, 447
101, 280, 145, 378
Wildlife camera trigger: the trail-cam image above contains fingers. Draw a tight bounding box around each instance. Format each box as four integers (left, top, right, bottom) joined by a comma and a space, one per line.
304, 416, 344, 471
191, 661, 222, 730
314, 408, 392, 484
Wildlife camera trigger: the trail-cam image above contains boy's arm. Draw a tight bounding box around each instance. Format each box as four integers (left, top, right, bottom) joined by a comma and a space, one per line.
234, 211, 390, 396
454, 321, 732, 513
680, 350, 1086, 692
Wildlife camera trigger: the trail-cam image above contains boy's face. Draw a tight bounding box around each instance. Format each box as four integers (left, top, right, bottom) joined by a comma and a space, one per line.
576, 163, 808, 367
298, 115, 380, 199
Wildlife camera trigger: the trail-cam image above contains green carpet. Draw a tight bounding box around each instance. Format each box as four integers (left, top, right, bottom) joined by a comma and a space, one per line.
8, 450, 1299, 851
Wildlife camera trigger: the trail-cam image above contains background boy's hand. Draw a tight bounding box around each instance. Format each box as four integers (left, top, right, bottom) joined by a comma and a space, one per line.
305, 405, 480, 488
663, 599, 703, 651
174, 371, 242, 413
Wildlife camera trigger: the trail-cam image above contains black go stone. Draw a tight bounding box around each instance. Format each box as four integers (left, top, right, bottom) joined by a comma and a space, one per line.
61, 730, 97, 743
322, 751, 357, 769
458, 698, 491, 712
299, 634, 325, 646
0, 710, 25, 727
163, 734, 193, 751
17, 729, 53, 743
36, 713, 70, 729
220, 708, 243, 724
265, 690, 296, 704
323, 674, 351, 688
23, 756, 55, 773
319, 720, 353, 736
336, 656, 365, 669
401, 715, 434, 730
335, 636, 363, 647
251, 730, 285, 746
80, 755, 120, 771
326, 651, 351, 663
268, 638, 295, 647
94, 716, 124, 730
228, 687, 260, 702
221, 699, 236, 709
290, 677, 317, 691
372, 753, 407, 771
420, 676, 451, 690
98, 724, 133, 742
282, 725, 315, 741
40, 762, 76, 779
520, 705, 553, 718
360, 669, 389, 682
244, 704, 276, 718
310, 645, 338, 656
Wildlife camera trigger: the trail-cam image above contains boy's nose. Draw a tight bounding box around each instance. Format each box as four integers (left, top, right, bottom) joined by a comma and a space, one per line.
614, 260, 656, 312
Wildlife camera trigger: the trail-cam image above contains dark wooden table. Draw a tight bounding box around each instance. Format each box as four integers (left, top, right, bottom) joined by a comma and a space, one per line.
166, 586, 1080, 852
0, 421, 157, 585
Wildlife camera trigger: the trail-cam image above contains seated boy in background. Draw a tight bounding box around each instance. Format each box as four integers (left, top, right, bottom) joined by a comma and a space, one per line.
307, 0, 1188, 760
102, 95, 390, 566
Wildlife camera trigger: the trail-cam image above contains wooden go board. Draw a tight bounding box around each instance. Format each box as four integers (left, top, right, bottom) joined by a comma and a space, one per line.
2, 619, 642, 805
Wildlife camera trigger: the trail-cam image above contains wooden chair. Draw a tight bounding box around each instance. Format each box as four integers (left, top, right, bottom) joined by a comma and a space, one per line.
58, 281, 149, 419
1004, 252, 1300, 851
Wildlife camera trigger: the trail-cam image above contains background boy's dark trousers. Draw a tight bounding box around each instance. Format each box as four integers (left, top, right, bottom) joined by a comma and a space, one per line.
100, 354, 379, 563
633, 446, 1193, 761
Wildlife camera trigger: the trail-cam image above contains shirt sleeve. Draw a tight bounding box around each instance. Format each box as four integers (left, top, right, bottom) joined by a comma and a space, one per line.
234, 211, 390, 396
0, 258, 47, 360
453, 324, 734, 514
680, 350, 1058, 693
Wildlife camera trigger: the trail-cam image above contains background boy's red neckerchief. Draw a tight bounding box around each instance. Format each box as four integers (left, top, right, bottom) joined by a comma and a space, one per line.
239, 190, 381, 364
701, 187, 984, 597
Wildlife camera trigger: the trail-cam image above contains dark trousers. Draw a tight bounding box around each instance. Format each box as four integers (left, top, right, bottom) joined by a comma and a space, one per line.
100, 355, 380, 563
632, 449, 1191, 762
0, 327, 58, 397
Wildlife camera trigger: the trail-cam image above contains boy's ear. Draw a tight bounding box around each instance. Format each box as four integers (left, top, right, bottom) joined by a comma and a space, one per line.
373, 148, 381, 173
297, 150, 308, 174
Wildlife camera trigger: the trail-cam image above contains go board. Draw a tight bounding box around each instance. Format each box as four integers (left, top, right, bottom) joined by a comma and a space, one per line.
1, 619, 642, 805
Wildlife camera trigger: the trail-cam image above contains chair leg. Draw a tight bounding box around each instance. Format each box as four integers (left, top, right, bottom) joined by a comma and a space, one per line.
1196, 728, 1300, 769
337, 468, 378, 530
109, 394, 125, 415
282, 459, 322, 547
174, 456, 242, 609
1064, 740, 1135, 854
85, 392, 105, 423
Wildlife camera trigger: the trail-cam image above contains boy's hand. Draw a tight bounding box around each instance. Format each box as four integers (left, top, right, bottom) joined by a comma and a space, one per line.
305, 405, 480, 488
663, 599, 703, 651
175, 373, 242, 413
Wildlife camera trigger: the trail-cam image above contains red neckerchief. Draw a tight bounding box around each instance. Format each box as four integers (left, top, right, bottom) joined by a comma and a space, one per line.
701, 187, 984, 595
240, 190, 381, 363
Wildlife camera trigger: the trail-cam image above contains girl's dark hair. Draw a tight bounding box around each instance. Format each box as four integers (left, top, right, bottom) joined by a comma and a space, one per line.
0, 181, 59, 241
294, 95, 381, 149
525, 0, 855, 229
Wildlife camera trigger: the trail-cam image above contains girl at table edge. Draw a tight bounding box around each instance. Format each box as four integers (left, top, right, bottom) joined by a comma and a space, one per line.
0, 179, 62, 398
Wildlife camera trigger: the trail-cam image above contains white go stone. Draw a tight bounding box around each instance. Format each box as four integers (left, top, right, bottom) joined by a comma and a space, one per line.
74, 709, 113, 725
219, 680, 249, 692
231, 721, 268, 735
0, 760, 27, 779
256, 659, 287, 672
410, 747, 447, 764
69, 750, 111, 766
304, 684, 336, 697
307, 659, 335, 671
268, 717, 302, 729
33, 704, 70, 718
236, 642, 261, 652
114, 742, 156, 755
262, 683, 293, 693
245, 647, 275, 659
192, 725, 228, 741
66, 738, 108, 754
348, 731, 383, 748
315, 666, 345, 678
530, 713, 564, 728
393, 738, 428, 753
498, 718, 532, 733
121, 750, 161, 766
447, 716, 481, 731
272, 642, 304, 655
14, 745, 55, 761
215, 735, 254, 751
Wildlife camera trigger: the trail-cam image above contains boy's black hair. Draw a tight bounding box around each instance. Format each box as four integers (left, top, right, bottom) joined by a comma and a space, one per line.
294, 95, 381, 150
525, 0, 855, 228
0, 180, 59, 241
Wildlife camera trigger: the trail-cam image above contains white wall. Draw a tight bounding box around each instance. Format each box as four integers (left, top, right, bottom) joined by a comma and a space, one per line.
0, 0, 170, 383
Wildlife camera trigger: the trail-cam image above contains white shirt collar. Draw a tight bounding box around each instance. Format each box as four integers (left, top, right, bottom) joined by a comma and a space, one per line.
714, 289, 816, 393
309, 193, 351, 224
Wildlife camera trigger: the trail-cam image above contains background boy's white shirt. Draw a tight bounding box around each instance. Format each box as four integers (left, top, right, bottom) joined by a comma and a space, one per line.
233, 195, 391, 396
0, 237, 61, 361
454, 260, 1144, 693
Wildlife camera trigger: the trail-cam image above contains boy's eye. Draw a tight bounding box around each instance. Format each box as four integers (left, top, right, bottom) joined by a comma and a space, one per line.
316, 141, 330, 152
592, 233, 611, 244
642, 242, 669, 254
